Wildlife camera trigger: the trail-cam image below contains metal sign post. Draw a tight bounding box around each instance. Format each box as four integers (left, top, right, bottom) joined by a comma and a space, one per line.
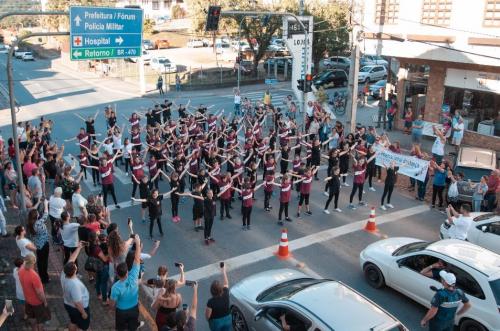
70, 6, 143, 61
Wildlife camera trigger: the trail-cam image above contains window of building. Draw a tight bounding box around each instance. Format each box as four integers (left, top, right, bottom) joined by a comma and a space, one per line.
375, 0, 399, 24
164, 0, 172, 7
152, 1, 159, 10
421, 0, 452, 26
484, 0, 500, 27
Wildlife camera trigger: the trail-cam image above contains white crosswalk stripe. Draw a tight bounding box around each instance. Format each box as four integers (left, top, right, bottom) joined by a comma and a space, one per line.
221, 90, 298, 106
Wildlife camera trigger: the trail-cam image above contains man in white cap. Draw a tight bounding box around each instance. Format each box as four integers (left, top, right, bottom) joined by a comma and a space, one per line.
420, 270, 471, 330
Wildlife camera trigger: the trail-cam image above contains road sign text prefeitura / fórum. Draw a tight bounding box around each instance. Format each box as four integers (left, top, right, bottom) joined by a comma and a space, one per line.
70, 6, 143, 61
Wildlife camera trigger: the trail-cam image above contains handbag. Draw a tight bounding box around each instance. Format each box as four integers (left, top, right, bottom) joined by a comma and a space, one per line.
84, 256, 104, 272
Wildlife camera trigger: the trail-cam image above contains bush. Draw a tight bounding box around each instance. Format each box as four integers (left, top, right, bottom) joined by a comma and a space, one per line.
171, 5, 186, 19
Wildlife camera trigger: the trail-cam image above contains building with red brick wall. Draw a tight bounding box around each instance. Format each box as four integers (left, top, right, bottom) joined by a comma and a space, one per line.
360, 0, 500, 151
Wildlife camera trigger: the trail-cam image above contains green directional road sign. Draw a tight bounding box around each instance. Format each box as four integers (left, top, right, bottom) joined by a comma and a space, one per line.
70, 6, 143, 61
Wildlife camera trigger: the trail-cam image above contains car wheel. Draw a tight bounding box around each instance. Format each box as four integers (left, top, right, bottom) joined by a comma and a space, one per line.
459, 319, 487, 331
364, 263, 385, 288
383, 74, 387, 79
231, 306, 249, 331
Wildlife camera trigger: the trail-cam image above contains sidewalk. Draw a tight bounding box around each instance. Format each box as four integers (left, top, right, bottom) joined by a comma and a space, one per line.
0, 209, 117, 331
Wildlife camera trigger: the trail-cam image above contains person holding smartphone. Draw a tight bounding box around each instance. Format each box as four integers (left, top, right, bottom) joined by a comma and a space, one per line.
175, 281, 198, 331
205, 263, 231, 331
0, 301, 14, 328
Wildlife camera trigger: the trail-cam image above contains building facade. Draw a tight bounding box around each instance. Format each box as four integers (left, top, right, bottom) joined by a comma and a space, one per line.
362, 0, 500, 150
115, 0, 184, 20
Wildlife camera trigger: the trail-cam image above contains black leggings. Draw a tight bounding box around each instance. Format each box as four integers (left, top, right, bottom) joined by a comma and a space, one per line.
220, 199, 230, 218
349, 182, 364, 203
149, 217, 163, 237
278, 202, 289, 220
171, 194, 179, 217
80, 166, 87, 179
381, 184, 394, 205
124, 158, 131, 173
325, 191, 339, 209
36, 242, 50, 283
102, 183, 118, 207
132, 180, 139, 198
91, 168, 100, 185
242, 206, 252, 226
366, 168, 375, 187
299, 193, 310, 206
264, 191, 272, 209
432, 185, 445, 207
204, 217, 214, 239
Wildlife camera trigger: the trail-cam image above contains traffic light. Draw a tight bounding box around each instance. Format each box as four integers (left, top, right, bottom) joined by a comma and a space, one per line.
206, 6, 221, 32
297, 79, 304, 91
305, 74, 313, 92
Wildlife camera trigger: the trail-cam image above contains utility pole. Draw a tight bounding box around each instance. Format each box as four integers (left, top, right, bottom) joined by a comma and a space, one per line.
299, 0, 304, 16
345, 0, 361, 133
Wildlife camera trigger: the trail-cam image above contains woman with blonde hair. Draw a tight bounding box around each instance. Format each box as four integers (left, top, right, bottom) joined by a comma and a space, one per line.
153, 279, 182, 330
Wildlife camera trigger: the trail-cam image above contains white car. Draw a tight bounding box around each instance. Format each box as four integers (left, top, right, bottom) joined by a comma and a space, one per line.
128, 50, 151, 64
230, 268, 408, 331
232, 41, 252, 52
360, 238, 500, 331
14, 49, 27, 59
150, 57, 176, 73
363, 55, 389, 67
187, 39, 204, 48
440, 212, 500, 254
22, 52, 34, 61
358, 65, 387, 84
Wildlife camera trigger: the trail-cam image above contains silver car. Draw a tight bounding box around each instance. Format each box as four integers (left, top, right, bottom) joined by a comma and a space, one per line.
230, 269, 408, 331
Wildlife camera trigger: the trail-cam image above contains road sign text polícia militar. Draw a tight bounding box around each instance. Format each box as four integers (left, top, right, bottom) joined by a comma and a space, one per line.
70, 6, 143, 61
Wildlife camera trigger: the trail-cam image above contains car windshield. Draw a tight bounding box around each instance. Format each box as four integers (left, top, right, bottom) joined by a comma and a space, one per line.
360, 66, 372, 72
489, 279, 500, 306
473, 213, 496, 222
374, 80, 386, 86
315, 71, 333, 80
392, 241, 429, 256
454, 166, 492, 182
256, 278, 326, 302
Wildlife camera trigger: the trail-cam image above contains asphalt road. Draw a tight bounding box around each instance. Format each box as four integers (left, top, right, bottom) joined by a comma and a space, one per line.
0, 56, 446, 331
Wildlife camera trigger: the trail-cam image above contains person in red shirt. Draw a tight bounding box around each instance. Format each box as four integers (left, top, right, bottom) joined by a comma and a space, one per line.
233, 178, 264, 230
348, 153, 377, 210
18, 255, 50, 329
278, 175, 294, 225
263, 173, 279, 212
295, 166, 318, 218
130, 152, 147, 199
83, 154, 122, 208
213, 173, 238, 220
485, 169, 500, 211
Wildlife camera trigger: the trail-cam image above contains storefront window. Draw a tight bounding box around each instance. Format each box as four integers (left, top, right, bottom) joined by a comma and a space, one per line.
443, 86, 500, 136
402, 64, 429, 119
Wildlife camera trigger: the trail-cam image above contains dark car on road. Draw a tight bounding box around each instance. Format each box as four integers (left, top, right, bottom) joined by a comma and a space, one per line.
313, 69, 348, 89
263, 57, 292, 74
369, 80, 386, 99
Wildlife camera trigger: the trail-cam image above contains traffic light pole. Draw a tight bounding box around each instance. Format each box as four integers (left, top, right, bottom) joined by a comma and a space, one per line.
1, 11, 68, 214
222, 10, 310, 117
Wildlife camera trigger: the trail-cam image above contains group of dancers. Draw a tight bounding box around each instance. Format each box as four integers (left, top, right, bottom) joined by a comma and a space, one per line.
65, 97, 399, 244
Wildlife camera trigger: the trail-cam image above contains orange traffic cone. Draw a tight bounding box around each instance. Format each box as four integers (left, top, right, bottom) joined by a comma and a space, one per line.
364, 207, 378, 233
275, 228, 292, 259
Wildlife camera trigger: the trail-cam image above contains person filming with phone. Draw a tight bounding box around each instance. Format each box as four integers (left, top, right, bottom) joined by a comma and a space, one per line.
205, 262, 231, 331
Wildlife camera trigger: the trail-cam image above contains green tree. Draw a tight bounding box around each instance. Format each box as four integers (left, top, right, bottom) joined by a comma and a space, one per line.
0, 0, 41, 29
171, 4, 186, 19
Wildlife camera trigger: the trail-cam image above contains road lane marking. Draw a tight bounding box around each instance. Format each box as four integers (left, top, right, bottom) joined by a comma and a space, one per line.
141, 205, 428, 299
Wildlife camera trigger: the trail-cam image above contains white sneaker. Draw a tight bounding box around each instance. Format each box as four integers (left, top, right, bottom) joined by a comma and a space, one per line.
343, 182, 350, 187
369, 187, 376, 192
386, 203, 394, 209
363, 190, 366, 194
137, 321, 145, 329
348, 203, 356, 210
335, 208, 342, 212
380, 205, 387, 211
323, 191, 329, 197
323, 209, 330, 214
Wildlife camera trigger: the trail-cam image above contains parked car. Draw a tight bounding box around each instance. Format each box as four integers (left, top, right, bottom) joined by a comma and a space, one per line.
358, 65, 387, 84
360, 238, 500, 331
359, 57, 374, 67
363, 55, 389, 67
230, 268, 408, 331
237, 60, 254, 75
187, 38, 204, 48
22, 52, 34, 61
266, 44, 287, 53
128, 50, 151, 64
202, 38, 213, 47
154, 39, 170, 49
0, 45, 8, 54
313, 69, 348, 89
323, 56, 351, 71
232, 41, 253, 52
150, 57, 176, 73
263, 57, 292, 74
369, 79, 387, 99
142, 39, 154, 50
14, 49, 27, 59
440, 212, 500, 254
453, 146, 497, 204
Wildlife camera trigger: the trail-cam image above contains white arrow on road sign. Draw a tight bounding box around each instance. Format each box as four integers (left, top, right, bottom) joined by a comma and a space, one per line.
73, 50, 82, 58
115, 36, 124, 45
74, 15, 82, 27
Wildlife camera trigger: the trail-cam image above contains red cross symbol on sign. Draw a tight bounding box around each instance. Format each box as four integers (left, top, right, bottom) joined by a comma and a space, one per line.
73, 36, 82, 47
